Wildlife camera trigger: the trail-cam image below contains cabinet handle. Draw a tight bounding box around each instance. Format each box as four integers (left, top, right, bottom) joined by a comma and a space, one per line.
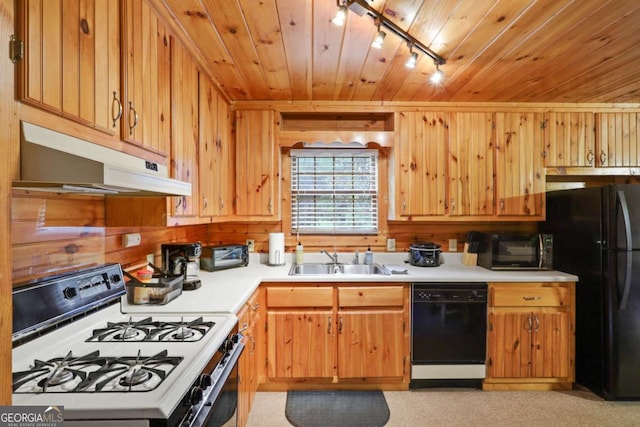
338, 316, 343, 334
522, 296, 541, 301
525, 313, 533, 332
175, 197, 182, 214
402, 199, 406, 213
219, 197, 224, 213
128, 101, 139, 135
600, 150, 607, 165
533, 314, 540, 332
202, 195, 208, 211
268, 197, 272, 213
499, 199, 505, 212
111, 91, 122, 127
252, 302, 260, 311
249, 334, 256, 355
450, 198, 456, 213
240, 322, 248, 332
586, 150, 594, 165
327, 315, 332, 335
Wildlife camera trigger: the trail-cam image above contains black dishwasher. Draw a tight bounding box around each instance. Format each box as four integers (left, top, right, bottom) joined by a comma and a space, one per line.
410, 282, 488, 388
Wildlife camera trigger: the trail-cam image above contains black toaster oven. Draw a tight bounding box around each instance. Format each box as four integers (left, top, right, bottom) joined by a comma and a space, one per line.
200, 244, 249, 271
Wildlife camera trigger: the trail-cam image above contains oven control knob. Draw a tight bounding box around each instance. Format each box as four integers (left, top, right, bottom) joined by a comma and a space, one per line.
188, 386, 204, 405
63, 287, 78, 299
110, 274, 122, 284
199, 374, 212, 389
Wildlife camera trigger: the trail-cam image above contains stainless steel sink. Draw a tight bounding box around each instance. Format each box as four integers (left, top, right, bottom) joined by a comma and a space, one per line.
288, 263, 391, 276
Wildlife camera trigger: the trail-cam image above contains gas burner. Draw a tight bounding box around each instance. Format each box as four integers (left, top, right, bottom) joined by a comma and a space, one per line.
77, 350, 182, 392
88, 317, 158, 342
13, 351, 108, 393
150, 317, 214, 342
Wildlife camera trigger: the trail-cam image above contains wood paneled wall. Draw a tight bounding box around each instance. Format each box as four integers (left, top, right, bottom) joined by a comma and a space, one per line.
11, 191, 208, 285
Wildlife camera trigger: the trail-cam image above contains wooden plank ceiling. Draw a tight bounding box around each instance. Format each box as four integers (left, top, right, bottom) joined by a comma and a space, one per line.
148, 0, 640, 103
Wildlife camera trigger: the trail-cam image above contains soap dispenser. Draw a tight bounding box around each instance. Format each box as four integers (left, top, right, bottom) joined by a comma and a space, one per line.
364, 246, 373, 265
295, 242, 304, 264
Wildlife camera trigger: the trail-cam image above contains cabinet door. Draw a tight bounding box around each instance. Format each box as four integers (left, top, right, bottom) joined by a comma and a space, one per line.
337, 310, 405, 378
596, 112, 640, 167
267, 311, 335, 379
396, 111, 448, 218
545, 112, 595, 167
531, 311, 573, 379
215, 95, 233, 217
235, 110, 279, 218
487, 311, 532, 378
198, 74, 218, 220
169, 38, 199, 218
236, 305, 251, 427
495, 112, 545, 217
448, 112, 494, 216
20, 0, 119, 134
121, 0, 170, 157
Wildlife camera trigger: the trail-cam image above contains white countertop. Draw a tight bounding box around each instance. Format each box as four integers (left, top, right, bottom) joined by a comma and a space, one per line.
120, 252, 578, 316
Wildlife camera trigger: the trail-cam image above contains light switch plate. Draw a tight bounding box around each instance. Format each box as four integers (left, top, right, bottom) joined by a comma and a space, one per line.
246, 239, 255, 252
449, 239, 457, 252
386, 238, 396, 251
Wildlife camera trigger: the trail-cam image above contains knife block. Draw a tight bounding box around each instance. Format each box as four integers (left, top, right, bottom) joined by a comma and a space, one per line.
462, 243, 478, 266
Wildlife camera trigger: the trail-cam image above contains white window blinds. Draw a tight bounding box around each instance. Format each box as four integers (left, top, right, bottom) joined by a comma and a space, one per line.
291, 149, 378, 234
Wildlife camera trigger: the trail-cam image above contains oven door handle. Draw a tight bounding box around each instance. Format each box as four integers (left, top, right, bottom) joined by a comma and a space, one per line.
185, 340, 245, 427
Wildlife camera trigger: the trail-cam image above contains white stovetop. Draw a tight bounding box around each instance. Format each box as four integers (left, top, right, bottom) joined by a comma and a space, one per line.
12, 304, 237, 421
120, 252, 578, 315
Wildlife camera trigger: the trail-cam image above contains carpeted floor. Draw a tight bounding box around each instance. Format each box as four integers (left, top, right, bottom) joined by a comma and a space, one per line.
247, 387, 640, 427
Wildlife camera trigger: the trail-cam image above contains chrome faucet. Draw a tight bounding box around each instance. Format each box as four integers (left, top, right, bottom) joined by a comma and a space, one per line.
321, 249, 339, 264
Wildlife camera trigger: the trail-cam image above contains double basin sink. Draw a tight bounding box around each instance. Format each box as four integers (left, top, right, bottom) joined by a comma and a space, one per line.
288, 262, 391, 276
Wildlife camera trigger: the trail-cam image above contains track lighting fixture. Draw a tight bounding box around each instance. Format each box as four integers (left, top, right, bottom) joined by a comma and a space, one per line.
371, 21, 386, 49
332, 0, 447, 79
430, 64, 444, 84
332, 1, 347, 26
406, 44, 418, 69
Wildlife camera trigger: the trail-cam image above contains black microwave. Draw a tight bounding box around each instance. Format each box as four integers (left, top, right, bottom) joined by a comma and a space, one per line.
476, 232, 553, 270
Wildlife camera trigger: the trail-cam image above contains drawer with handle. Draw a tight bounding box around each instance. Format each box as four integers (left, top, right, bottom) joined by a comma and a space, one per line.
489, 283, 572, 307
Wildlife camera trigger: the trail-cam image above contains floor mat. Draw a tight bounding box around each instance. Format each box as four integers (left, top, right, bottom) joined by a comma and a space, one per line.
285, 390, 390, 427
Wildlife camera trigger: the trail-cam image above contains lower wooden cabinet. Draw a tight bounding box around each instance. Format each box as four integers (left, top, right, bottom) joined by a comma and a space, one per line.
263, 283, 410, 388
237, 289, 262, 427
484, 282, 575, 391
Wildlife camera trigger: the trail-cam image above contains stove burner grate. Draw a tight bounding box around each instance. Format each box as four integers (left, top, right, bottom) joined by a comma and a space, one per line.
13, 350, 182, 393
86, 316, 214, 342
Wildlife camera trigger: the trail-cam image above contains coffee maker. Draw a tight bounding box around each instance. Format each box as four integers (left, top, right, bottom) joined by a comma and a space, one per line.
161, 242, 202, 290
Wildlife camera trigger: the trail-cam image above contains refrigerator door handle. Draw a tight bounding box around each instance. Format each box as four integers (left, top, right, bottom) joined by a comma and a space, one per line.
617, 190, 633, 250
620, 252, 632, 310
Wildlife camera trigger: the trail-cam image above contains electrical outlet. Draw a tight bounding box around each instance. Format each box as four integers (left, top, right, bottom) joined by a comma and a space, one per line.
246, 239, 255, 252
122, 233, 141, 248
146, 253, 155, 264
386, 238, 396, 251
449, 239, 457, 252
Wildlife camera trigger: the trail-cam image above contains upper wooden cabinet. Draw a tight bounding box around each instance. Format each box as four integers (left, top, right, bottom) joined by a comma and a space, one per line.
494, 112, 546, 218
199, 75, 233, 221
595, 112, 640, 167
120, 0, 171, 157
448, 112, 495, 217
18, 0, 120, 135
396, 111, 448, 218
235, 110, 280, 219
169, 37, 199, 219
545, 112, 595, 168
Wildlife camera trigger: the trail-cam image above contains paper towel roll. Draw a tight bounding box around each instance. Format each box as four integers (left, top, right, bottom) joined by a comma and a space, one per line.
268, 232, 285, 266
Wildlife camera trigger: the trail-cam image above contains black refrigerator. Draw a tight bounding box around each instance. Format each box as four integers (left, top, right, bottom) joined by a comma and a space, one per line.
543, 184, 640, 400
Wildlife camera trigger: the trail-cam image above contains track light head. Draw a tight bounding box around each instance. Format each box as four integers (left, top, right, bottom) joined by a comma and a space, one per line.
371, 29, 386, 49
430, 65, 444, 84
406, 51, 418, 69
332, 4, 347, 26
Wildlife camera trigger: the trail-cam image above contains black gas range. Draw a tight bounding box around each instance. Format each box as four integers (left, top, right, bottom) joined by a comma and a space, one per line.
12, 263, 243, 427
